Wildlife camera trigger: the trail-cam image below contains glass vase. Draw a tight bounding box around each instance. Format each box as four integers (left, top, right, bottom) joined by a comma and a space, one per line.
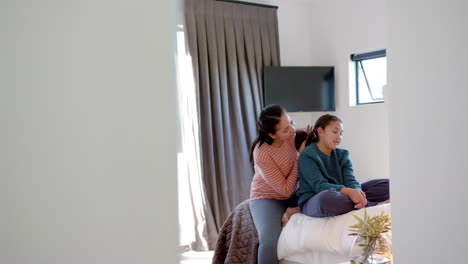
349, 235, 391, 264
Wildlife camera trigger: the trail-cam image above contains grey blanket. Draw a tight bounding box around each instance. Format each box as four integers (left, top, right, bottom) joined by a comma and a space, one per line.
212, 200, 258, 264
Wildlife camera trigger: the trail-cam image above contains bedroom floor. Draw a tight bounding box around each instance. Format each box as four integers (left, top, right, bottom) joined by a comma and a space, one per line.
180, 251, 214, 264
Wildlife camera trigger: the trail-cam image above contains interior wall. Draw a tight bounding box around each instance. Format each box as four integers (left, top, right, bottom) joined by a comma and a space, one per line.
3, 0, 179, 263
277, 0, 389, 180
388, 0, 468, 262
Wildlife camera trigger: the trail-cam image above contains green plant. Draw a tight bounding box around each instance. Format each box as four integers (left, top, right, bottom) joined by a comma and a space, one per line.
349, 210, 391, 263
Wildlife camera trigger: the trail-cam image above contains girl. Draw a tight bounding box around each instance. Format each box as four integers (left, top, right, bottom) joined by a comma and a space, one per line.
297, 114, 389, 218
250, 104, 309, 264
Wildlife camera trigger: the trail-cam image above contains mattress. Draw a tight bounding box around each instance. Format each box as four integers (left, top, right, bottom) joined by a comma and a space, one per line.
277, 204, 392, 264
279, 251, 350, 264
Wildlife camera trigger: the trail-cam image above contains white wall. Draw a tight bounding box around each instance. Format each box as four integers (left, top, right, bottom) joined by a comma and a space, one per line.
388, 1, 468, 262
3, 1, 179, 263
277, 0, 389, 180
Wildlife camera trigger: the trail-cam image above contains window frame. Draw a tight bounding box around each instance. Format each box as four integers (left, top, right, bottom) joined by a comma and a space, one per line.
350, 49, 386, 105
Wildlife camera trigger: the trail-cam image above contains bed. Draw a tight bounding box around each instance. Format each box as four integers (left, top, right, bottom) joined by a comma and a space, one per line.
278, 203, 391, 264
213, 201, 391, 264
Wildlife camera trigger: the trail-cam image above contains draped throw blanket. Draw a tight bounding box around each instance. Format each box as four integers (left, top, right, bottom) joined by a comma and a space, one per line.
212, 200, 258, 264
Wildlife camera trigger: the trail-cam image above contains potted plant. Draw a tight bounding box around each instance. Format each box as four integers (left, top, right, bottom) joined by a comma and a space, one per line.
348, 209, 392, 264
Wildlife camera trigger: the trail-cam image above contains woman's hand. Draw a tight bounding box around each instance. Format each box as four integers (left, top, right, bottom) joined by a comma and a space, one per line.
305, 124, 313, 135
341, 187, 367, 209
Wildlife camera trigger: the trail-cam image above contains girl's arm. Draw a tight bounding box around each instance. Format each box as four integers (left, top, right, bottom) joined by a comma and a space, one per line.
340, 150, 367, 208
256, 154, 298, 197
341, 150, 361, 190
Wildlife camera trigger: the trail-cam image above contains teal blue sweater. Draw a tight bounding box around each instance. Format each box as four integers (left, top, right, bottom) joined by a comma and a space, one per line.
297, 143, 361, 208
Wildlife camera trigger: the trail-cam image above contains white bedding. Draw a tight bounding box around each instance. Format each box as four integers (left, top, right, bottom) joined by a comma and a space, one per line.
279, 251, 350, 264
278, 204, 392, 264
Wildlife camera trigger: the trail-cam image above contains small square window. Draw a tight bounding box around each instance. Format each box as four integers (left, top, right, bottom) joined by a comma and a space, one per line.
351, 49, 386, 105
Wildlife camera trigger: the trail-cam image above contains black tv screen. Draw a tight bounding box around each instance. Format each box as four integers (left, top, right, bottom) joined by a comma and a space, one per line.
263, 66, 335, 112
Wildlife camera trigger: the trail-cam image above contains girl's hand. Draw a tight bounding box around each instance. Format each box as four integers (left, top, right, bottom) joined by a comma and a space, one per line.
305, 124, 313, 135
341, 187, 367, 209
359, 190, 366, 198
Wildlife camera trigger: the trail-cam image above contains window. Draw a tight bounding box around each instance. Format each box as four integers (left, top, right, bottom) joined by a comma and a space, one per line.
351, 49, 386, 105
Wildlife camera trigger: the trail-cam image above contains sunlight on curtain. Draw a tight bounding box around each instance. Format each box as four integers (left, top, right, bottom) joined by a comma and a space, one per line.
175, 26, 209, 251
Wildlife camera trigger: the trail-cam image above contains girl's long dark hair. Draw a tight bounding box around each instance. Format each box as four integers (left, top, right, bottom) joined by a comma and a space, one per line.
295, 130, 308, 150
305, 114, 342, 146
250, 104, 285, 162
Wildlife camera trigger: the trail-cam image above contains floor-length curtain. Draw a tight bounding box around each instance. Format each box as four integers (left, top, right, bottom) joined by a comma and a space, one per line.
175, 24, 217, 251
185, 0, 280, 248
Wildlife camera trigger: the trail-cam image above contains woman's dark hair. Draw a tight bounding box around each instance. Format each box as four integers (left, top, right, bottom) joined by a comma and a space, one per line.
250, 104, 286, 162
305, 114, 342, 146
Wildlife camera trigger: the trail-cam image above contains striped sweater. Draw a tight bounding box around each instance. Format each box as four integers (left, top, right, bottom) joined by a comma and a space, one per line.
250, 135, 299, 200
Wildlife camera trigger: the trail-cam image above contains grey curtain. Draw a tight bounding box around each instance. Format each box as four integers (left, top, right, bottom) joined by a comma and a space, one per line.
185, 0, 280, 249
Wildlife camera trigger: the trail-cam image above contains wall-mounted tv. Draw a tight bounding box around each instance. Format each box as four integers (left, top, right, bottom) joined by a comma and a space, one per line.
263, 66, 335, 112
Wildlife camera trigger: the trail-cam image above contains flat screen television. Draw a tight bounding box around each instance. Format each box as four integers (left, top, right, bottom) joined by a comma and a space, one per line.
263, 66, 335, 112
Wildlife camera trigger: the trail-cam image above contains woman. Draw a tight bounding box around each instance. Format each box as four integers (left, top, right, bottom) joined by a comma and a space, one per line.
249, 104, 309, 264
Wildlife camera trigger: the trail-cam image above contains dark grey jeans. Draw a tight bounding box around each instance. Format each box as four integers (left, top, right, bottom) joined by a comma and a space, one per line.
250, 196, 297, 264
301, 178, 390, 217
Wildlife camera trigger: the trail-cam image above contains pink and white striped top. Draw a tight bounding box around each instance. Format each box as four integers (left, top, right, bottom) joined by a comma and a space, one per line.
250, 135, 299, 200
